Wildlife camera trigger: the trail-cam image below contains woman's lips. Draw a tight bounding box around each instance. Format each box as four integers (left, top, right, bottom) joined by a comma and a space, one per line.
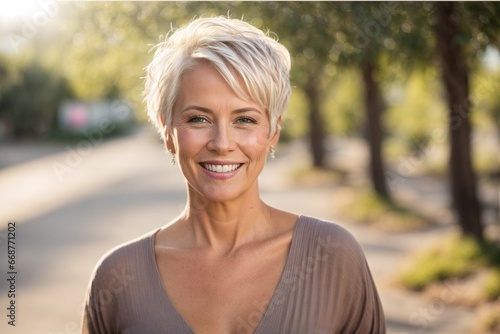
199, 162, 243, 179
201, 163, 242, 173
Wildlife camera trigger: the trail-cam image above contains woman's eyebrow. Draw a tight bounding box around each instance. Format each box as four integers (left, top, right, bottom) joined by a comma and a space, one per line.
180, 105, 212, 113
181, 105, 263, 114
232, 107, 263, 114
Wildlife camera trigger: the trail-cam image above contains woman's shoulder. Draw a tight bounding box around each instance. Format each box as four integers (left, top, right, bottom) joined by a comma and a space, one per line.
89, 229, 159, 283
296, 215, 359, 243
294, 215, 365, 261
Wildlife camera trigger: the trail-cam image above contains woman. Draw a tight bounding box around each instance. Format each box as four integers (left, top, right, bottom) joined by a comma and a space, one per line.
83, 17, 385, 333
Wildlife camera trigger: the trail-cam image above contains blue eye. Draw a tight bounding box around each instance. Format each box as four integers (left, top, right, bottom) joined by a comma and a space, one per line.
187, 116, 208, 123
236, 117, 257, 124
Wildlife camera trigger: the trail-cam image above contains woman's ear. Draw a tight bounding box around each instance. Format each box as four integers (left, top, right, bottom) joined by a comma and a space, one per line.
270, 116, 282, 147
164, 132, 175, 153
160, 115, 175, 153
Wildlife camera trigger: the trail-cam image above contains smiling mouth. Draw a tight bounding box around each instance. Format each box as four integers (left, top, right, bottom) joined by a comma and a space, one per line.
201, 163, 242, 173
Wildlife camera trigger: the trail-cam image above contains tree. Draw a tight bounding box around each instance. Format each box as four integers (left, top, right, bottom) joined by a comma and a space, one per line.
390, 2, 500, 241
266, 3, 338, 168
0, 60, 72, 137
53, 2, 170, 104
396, 1, 500, 241
361, 55, 389, 198
434, 2, 483, 241
332, 2, 403, 199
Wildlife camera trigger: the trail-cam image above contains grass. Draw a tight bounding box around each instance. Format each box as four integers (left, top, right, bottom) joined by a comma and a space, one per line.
290, 168, 432, 231
399, 235, 500, 292
290, 166, 345, 187
398, 235, 500, 331
289, 167, 431, 231
478, 304, 500, 333
337, 188, 431, 231
399, 235, 488, 291
484, 268, 500, 301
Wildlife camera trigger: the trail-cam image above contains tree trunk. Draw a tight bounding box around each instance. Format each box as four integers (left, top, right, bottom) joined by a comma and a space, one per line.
304, 73, 326, 168
435, 2, 483, 241
361, 58, 390, 199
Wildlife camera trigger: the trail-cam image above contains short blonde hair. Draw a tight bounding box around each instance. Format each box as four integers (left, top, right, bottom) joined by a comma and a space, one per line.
143, 16, 291, 138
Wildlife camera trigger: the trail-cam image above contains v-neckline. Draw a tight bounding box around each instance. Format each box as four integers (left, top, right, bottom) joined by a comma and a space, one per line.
149, 215, 304, 334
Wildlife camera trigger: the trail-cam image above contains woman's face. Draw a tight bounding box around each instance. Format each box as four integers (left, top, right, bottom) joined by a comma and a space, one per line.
166, 64, 279, 203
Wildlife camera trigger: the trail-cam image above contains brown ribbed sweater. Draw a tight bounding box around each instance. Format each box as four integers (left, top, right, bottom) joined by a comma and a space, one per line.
82, 215, 386, 333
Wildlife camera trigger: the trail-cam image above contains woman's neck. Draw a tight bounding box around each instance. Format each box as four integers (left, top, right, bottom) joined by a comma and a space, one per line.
180, 188, 276, 255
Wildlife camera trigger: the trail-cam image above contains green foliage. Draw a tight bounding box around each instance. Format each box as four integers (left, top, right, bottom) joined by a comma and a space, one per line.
281, 88, 308, 139
402, 2, 500, 67
399, 236, 500, 291
327, 2, 435, 73
290, 166, 344, 187
258, 2, 341, 88
473, 142, 500, 177
461, 2, 500, 53
383, 65, 499, 178
385, 70, 447, 152
399, 236, 485, 290
324, 70, 364, 135
2, 1, 499, 152
338, 188, 429, 231
484, 268, 500, 301
44, 124, 129, 143
54, 2, 167, 109
0, 58, 73, 137
345, 190, 391, 218
471, 66, 500, 131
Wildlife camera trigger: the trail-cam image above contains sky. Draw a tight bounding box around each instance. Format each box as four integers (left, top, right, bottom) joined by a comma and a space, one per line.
0, 1, 43, 21
0, 0, 64, 54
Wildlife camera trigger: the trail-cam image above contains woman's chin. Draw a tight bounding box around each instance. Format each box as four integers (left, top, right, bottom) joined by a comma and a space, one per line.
191, 184, 251, 205
201, 191, 241, 204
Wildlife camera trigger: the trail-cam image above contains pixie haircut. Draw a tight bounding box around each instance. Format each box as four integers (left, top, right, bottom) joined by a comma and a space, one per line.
144, 16, 291, 139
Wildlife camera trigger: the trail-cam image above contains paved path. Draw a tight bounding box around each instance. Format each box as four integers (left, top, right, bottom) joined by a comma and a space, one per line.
0, 128, 482, 333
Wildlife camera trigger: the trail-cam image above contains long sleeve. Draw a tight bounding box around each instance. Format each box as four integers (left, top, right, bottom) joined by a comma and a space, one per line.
80, 228, 193, 334
340, 237, 386, 333
255, 216, 386, 333
82, 257, 118, 334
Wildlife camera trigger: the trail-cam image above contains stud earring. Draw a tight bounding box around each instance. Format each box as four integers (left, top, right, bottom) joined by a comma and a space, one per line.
269, 146, 276, 160
169, 150, 176, 165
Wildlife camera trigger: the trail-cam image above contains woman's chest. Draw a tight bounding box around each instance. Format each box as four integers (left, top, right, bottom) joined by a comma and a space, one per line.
155, 243, 290, 334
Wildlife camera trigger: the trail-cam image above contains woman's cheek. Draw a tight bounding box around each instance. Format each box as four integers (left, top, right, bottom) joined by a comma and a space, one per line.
240, 138, 270, 161
177, 129, 210, 148
239, 126, 269, 144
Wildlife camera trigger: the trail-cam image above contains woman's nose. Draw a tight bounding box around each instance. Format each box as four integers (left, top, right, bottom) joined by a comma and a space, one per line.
206, 123, 236, 154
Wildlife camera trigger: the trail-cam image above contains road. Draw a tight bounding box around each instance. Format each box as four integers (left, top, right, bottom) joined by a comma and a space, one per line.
0, 127, 477, 333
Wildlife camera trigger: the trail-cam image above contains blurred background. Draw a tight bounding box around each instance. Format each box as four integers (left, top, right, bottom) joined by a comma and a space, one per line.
0, 1, 499, 333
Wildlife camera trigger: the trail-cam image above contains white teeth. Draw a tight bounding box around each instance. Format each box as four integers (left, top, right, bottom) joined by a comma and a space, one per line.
202, 164, 240, 173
